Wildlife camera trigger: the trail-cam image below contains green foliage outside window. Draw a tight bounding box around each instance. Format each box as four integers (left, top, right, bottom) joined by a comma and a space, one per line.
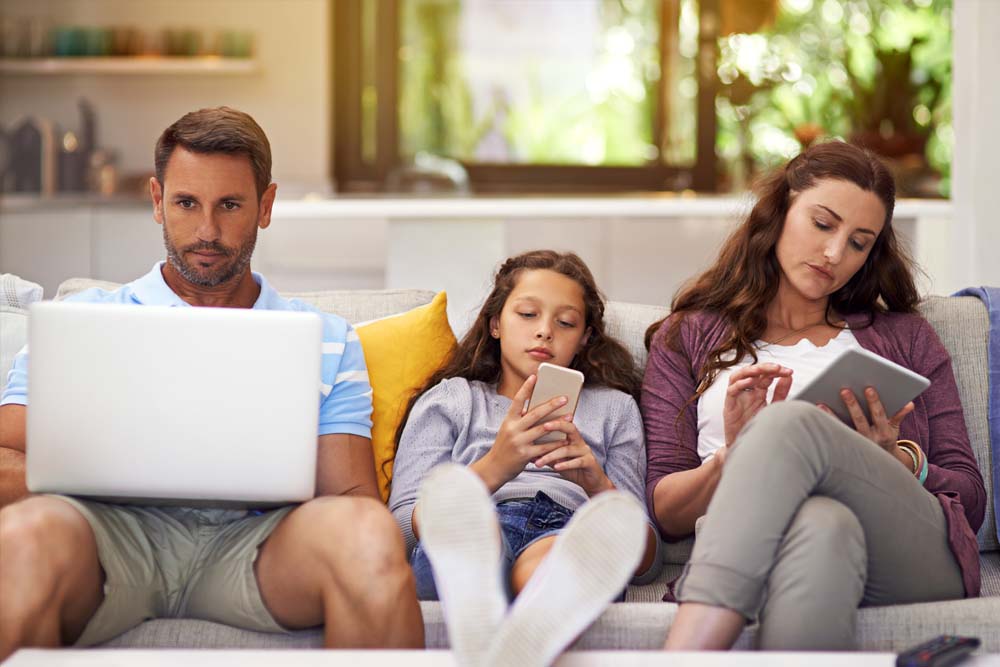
398, 0, 662, 166
717, 0, 952, 196
395, 0, 951, 196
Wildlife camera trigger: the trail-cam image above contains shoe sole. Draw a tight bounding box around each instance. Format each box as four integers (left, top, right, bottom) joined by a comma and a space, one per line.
484, 491, 648, 667
418, 463, 508, 666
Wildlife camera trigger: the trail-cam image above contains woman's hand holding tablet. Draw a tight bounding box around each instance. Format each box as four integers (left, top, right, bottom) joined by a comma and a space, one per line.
790, 347, 931, 439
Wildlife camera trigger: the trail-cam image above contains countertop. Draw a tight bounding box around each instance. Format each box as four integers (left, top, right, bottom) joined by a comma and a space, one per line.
0, 192, 954, 220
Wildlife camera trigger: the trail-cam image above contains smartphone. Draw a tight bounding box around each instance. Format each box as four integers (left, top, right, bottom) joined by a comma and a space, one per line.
790, 347, 931, 425
526, 362, 585, 444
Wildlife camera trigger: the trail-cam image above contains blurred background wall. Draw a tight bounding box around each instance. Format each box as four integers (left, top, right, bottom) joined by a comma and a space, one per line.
1, 0, 997, 333
0, 0, 332, 192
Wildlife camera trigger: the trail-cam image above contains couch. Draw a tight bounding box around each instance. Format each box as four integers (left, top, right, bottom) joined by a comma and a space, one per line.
4, 276, 998, 652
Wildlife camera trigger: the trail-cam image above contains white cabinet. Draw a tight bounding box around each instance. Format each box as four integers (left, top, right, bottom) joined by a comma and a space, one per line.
0, 201, 389, 297
0, 208, 95, 298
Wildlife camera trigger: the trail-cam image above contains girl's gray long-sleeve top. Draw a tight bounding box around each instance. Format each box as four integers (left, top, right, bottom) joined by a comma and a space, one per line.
388, 377, 661, 583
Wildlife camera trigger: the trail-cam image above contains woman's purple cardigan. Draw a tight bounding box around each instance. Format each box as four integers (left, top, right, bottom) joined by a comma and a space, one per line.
641, 309, 987, 597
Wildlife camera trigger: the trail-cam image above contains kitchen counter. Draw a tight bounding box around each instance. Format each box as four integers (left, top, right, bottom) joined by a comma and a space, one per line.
0, 193, 953, 221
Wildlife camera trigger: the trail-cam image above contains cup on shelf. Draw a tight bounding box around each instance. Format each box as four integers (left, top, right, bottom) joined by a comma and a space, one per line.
82, 27, 112, 56
110, 27, 142, 56
1, 17, 51, 57
88, 148, 119, 196
52, 26, 86, 57
216, 30, 253, 58
163, 28, 201, 56
0, 17, 20, 58
25, 18, 51, 57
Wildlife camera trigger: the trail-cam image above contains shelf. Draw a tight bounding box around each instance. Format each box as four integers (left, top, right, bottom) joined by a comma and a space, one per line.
0, 57, 259, 75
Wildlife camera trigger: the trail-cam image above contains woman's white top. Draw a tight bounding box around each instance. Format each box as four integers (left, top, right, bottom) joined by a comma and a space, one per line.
696, 328, 862, 462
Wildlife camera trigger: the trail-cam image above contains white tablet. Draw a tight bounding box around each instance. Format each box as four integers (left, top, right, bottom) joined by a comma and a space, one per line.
790, 347, 931, 425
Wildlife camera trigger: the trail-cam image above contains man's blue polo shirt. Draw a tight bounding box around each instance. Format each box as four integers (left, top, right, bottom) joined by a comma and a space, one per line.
1, 263, 373, 439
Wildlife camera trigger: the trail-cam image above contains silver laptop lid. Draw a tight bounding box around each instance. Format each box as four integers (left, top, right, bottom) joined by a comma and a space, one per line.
26, 301, 322, 506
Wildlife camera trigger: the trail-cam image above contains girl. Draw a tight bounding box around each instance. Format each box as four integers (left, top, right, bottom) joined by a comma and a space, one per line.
642, 141, 985, 650
388, 250, 659, 667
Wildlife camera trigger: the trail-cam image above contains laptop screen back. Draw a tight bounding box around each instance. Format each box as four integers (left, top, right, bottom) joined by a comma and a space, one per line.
26, 301, 322, 506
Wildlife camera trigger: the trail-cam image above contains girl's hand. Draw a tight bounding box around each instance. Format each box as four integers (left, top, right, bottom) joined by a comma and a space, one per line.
532, 416, 613, 496
474, 374, 571, 491
723, 363, 794, 447
819, 387, 914, 454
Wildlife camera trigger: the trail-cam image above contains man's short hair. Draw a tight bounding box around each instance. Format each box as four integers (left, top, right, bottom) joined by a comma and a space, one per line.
154, 107, 272, 198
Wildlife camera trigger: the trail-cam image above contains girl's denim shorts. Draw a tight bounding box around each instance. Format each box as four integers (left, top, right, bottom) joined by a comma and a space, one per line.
411, 490, 574, 601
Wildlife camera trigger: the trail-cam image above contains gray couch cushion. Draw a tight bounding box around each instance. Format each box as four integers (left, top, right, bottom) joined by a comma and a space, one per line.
55, 277, 122, 300
919, 296, 997, 551
54, 278, 437, 326
105, 590, 1000, 652
604, 300, 669, 371
628, 552, 1000, 602
41, 284, 991, 650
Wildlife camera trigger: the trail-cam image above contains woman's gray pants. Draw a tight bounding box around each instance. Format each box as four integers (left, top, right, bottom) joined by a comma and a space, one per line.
675, 401, 965, 650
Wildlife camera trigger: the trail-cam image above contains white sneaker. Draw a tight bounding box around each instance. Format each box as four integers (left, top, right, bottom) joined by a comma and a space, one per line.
417, 464, 508, 667
483, 491, 648, 667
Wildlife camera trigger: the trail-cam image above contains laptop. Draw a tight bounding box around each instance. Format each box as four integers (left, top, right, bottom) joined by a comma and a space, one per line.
25, 301, 322, 507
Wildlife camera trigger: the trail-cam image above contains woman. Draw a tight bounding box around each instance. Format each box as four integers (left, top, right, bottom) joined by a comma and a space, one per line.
389, 250, 658, 667
641, 141, 985, 650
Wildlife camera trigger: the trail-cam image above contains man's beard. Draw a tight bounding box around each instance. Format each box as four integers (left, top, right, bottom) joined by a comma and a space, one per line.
163, 225, 257, 288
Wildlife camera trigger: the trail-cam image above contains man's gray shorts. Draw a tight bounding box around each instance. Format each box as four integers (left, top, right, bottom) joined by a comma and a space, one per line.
53, 495, 294, 646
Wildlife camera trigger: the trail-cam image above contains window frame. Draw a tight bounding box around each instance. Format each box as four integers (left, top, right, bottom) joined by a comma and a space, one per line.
331, 0, 719, 193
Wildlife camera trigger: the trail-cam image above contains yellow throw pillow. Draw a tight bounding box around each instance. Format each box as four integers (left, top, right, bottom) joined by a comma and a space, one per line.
356, 291, 456, 502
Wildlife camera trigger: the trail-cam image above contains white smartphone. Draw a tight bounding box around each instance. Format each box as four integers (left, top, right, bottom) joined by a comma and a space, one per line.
526, 362, 585, 444
790, 347, 931, 425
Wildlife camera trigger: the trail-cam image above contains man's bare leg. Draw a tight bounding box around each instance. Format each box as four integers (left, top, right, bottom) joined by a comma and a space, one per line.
255, 495, 424, 648
0, 497, 105, 660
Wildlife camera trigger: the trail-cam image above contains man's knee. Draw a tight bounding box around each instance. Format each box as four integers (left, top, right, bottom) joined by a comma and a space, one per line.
294, 497, 408, 576
0, 498, 96, 588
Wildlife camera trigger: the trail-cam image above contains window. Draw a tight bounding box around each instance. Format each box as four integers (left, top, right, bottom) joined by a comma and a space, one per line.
714, 0, 953, 197
332, 0, 951, 196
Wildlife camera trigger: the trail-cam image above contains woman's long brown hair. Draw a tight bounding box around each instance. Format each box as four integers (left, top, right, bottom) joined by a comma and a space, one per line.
645, 140, 919, 397
394, 250, 642, 448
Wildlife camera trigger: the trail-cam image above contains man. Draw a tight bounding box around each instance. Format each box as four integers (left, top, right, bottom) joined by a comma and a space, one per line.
0, 107, 424, 658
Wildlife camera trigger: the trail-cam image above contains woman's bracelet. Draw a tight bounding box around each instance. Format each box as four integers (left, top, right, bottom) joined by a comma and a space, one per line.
899, 444, 919, 473
897, 439, 928, 485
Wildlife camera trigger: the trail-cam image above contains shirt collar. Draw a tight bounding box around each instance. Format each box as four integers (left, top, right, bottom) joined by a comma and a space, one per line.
129, 261, 273, 309
250, 272, 284, 310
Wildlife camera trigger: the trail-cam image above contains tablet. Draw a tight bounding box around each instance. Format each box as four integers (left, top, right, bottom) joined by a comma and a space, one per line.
789, 347, 930, 425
